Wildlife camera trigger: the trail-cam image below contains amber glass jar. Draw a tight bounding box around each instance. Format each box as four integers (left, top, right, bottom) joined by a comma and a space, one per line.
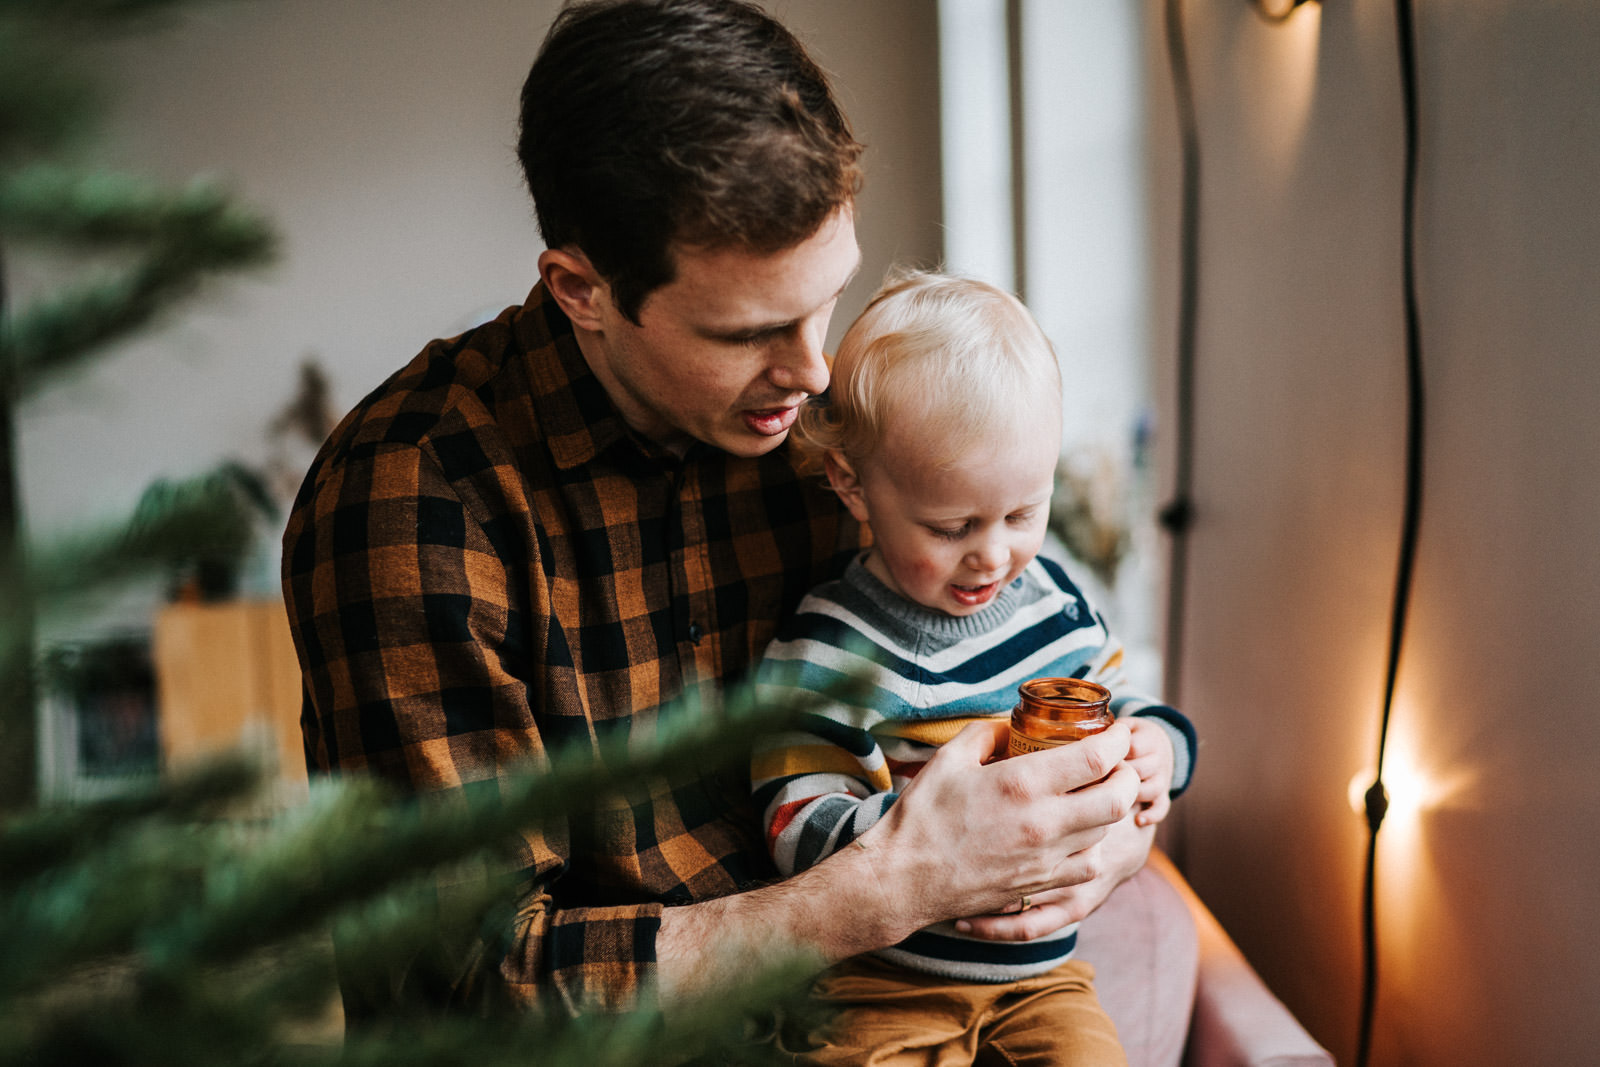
1007, 677, 1114, 758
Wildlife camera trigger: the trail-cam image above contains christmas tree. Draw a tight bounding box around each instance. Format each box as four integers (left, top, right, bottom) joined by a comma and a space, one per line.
0, 5, 830, 1061
1, 0, 276, 811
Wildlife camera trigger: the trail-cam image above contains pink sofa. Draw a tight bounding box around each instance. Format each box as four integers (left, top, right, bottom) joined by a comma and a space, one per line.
1077, 851, 1335, 1067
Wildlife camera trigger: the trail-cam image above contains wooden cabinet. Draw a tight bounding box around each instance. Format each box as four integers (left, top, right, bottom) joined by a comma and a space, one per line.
152, 599, 306, 803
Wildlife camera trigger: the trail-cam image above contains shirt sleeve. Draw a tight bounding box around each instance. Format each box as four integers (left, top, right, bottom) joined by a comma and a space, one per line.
283, 438, 660, 1016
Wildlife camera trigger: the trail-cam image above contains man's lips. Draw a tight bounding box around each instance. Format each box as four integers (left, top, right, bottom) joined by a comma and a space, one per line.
742, 405, 800, 436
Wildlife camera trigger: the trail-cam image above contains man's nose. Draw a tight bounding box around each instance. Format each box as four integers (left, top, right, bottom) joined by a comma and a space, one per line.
767, 321, 831, 396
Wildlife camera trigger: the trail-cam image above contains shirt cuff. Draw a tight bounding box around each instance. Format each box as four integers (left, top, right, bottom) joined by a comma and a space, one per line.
509, 902, 665, 1015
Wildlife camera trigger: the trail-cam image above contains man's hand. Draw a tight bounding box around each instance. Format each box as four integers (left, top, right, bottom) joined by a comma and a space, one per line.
656, 720, 1140, 1003
855, 719, 1141, 935
952, 812, 1156, 942
1125, 717, 1177, 827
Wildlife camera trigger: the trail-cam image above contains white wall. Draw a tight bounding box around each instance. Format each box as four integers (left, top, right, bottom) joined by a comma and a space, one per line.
14, 0, 941, 599
1143, 2, 1600, 1063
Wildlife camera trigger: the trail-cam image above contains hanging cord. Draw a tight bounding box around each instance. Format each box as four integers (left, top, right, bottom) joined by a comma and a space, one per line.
1357, 0, 1426, 1063
1158, 0, 1201, 708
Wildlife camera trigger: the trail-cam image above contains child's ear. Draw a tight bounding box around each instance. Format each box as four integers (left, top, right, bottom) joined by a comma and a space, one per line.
538, 247, 609, 332
824, 452, 871, 524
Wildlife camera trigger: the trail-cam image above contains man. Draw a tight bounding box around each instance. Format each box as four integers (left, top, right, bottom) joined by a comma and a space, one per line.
283, 0, 1148, 1024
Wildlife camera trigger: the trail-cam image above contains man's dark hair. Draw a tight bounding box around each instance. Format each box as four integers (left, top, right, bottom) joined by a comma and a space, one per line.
518, 0, 864, 322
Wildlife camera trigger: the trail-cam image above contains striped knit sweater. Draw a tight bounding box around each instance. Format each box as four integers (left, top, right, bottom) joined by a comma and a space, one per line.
751, 553, 1196, 982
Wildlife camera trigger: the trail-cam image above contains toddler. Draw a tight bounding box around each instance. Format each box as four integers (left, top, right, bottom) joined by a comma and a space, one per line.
751, 271, 1197, 1066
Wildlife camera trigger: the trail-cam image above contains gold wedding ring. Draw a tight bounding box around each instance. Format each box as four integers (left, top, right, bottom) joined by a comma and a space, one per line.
1020, 895, 1033, 912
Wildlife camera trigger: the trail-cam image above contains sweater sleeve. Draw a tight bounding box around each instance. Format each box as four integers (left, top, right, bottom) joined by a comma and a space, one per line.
748, 604, 909, 880
750, 689, 900, 875
1081, 623, 1198, 797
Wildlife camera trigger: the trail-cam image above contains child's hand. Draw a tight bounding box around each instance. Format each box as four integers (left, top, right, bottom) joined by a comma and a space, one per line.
1124, 718, 1175, 827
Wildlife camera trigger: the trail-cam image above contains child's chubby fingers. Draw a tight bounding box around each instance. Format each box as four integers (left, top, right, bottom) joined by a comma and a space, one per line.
1134, 772, 1165, 808
1134, 791, 1171, 827
1124, 752, 1160, 780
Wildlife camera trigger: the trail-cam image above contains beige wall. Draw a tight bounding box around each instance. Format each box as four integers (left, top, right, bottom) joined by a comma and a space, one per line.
1143, 2, 1600, 1063
17, 0, 941, 554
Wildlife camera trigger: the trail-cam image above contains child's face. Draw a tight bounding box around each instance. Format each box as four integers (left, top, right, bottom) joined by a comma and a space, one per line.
834, 414, 1059, 617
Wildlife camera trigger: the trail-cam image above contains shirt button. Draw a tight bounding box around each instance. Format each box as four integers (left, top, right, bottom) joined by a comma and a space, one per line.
687, 621, 704, 645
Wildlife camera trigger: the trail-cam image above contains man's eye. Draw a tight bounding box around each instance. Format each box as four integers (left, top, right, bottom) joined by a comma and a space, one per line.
724, 325, 786, 347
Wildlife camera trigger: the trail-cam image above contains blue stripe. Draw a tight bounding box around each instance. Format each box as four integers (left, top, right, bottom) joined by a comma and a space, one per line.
797, 710, 880, 757
933, 614, 1095, 687
793, 795, 855, 871
1131, 704, 1199, 796
893, 927, 1078, 967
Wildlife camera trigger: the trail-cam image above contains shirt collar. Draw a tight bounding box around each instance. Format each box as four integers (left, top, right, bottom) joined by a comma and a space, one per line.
512, 282, 685, 472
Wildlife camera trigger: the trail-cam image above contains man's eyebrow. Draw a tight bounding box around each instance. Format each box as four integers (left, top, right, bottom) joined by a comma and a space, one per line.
702, 258, 862, 342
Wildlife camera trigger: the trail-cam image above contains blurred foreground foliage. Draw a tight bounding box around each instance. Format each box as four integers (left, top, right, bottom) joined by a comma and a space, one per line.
2, 5, 828, 1064
0, 678, 836, 1066
1, 0, 276, 807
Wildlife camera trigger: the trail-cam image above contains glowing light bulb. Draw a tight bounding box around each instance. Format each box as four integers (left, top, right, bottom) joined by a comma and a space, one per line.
1349, 761, 1430, 827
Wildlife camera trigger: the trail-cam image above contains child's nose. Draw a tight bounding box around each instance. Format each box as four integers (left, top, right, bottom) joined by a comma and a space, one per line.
967, 537, 1008, 574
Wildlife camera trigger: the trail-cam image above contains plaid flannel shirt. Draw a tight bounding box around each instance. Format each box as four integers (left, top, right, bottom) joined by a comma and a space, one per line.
282, 283, 861, 1017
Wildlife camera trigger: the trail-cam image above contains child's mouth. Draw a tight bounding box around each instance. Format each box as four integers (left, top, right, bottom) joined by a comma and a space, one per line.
950, 582, 999, 607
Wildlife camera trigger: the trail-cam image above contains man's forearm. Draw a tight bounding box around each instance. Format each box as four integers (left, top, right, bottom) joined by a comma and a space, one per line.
654, 840, 903, 1003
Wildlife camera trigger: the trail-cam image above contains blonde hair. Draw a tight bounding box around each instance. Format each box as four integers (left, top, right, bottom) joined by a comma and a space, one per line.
796, 270, 1061, 473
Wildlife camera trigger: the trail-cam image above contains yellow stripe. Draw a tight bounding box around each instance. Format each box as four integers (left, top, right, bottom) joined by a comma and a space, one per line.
877, 716, 1000, 747
752, 744, 888, 789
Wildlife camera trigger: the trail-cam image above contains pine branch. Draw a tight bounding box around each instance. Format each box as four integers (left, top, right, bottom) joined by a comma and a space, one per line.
21, 462, 271, 603
0, 751, 259, 887
331, 956, 820, 1067
0, 169, 275, 394
0, 674, 866, 1063
0, 166, 263, 247
152, 677, 855, 971
0, 24, 100, 161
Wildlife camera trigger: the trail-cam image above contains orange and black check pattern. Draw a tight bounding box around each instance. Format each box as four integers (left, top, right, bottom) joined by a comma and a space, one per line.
282, 283, 860, 1015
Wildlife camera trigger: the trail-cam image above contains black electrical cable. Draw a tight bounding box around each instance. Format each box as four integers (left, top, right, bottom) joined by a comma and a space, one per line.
1158, 0, 1201, 709
1168, 2, 1424, 1062
1356, 0, 1426, 1063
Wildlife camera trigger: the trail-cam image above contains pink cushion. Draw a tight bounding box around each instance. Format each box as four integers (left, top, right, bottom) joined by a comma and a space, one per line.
1077, 861, 1200, 1067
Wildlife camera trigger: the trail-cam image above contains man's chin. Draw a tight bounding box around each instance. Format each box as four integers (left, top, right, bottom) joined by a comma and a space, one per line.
719, 427, 791, 458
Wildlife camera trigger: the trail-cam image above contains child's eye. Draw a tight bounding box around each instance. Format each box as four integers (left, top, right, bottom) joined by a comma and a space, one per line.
1007, 509, 1037, 525
928, 524, 970, 541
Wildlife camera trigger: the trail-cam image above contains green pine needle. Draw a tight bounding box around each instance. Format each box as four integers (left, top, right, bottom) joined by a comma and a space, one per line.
0, 169, 277, 394
22, 463, 271, 603
0, 672, 867, 1064
0, 750, 261, 886
0, 25, 99, 160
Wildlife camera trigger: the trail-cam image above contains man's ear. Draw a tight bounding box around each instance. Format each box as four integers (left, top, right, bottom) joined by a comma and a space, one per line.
824, 451, 871, 524
538, 247, 609, 332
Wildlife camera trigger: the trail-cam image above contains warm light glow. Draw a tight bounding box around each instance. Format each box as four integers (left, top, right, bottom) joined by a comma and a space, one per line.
1347, 715, 1477, 835
1247, 0, 1323, 188
1257, 0, 1315, 20
1347, 768, 1372, 817
1347, 762, 1427, 826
